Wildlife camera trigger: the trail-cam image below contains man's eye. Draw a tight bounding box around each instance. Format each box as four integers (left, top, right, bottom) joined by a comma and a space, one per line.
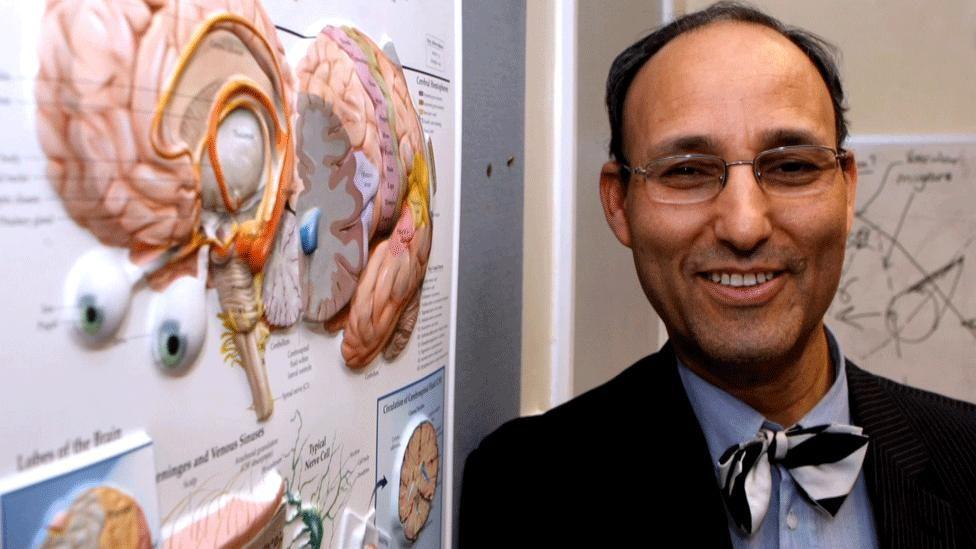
665, 165, 703, 176
769, 160, 819, 174
763, 157, 827, 187
659, 161, 717, 179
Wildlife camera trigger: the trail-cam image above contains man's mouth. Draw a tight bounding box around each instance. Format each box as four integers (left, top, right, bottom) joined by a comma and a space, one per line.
704, 271, 782, 287
696, 269, 787, 306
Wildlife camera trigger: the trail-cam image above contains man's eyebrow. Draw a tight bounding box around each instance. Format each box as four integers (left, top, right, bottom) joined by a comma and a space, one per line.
759, 128, 829, 149
644, 135, 721, 159
637, 129, 831, 162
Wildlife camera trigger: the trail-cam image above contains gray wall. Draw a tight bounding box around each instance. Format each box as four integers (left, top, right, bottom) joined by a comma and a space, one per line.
452, 0, 525, 545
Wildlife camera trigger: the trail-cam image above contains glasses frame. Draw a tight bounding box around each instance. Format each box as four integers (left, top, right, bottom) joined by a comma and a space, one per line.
620, 144, 851, 204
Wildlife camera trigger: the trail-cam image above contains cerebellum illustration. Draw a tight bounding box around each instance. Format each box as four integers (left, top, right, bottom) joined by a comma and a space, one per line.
36, 0, 435, 420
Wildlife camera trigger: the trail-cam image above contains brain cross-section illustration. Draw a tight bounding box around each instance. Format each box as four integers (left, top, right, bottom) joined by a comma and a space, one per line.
36, 0, 435, 422
294, 26, 433, 369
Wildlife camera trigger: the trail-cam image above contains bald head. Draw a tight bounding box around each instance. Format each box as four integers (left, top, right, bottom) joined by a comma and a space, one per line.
622, 21, 837, 165
605, 2, 846, 171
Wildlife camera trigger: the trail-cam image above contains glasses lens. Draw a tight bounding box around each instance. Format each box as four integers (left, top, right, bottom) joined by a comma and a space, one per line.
646, 156, 724, 204
757, 146, 838, 195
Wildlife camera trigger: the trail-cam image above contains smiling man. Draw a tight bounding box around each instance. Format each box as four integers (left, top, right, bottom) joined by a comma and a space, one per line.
459, 3, 976, 547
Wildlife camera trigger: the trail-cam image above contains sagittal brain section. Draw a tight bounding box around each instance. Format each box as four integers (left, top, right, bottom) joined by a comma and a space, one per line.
37, 1, 436, 421
38, 0, 298, 422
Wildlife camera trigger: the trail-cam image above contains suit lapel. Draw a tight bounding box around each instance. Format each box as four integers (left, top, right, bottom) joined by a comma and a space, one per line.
847, 362, 957, 548
651, 345, 734, 548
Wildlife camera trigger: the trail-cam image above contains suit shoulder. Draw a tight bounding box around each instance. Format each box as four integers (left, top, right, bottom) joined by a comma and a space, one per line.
468, 349, 669, 460
541, 350, 667, 423
470, 413, 548, 458
850, 362, 976, 448
866, 366, 976, 423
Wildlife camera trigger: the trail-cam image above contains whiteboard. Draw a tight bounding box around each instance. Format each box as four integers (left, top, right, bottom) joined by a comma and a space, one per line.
829, 135, 976, 404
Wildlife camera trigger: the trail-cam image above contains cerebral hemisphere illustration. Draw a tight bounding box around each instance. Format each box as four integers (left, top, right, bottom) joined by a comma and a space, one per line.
36, 0, 435, 422
41, 486, 152, 549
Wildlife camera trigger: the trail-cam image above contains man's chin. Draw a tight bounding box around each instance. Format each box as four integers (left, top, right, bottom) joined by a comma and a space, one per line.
678, 327, 805, 375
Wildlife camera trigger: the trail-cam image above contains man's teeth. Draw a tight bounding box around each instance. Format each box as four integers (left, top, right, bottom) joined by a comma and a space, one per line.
708, 272, 777, 287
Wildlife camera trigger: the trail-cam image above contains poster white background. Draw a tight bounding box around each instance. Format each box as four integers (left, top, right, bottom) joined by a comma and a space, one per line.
0, 1, 460, 547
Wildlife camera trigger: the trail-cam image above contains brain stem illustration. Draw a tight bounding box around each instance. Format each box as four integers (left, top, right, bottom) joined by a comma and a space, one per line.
38, 0, 436, 420
144, 6, 297, 421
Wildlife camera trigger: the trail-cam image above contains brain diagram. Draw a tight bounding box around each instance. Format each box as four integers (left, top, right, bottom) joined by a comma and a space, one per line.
36, 0, 435, 421
396, 420, 439, 542
41, 486, 152, 549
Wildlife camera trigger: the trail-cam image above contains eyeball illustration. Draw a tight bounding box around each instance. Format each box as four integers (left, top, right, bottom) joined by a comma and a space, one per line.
147, 272, 207, 374
63, 248, 138, 346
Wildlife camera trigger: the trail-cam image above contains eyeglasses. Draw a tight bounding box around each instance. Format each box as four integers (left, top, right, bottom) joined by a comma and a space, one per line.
620, 145, 850, 205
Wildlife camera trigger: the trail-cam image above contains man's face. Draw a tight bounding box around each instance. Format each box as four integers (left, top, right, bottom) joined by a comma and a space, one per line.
601, 22, 857, 374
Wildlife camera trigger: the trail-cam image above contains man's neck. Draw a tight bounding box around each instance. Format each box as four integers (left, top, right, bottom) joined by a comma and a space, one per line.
677, 327, 834, 427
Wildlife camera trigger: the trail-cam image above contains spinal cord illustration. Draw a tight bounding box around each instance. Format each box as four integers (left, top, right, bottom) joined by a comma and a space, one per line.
37, 0, 435, 421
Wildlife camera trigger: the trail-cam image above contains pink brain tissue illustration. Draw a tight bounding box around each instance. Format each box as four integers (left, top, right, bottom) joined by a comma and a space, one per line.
37, 0, 435, 422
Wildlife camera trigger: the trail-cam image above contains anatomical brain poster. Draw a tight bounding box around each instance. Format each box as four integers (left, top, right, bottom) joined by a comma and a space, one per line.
0, 0, 457, 547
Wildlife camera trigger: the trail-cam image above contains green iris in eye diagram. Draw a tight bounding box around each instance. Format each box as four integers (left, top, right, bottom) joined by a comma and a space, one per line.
156, 320, 187, 369
77, 294, 104, 336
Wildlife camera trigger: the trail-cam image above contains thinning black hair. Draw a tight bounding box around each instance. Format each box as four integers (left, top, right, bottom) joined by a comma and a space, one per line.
606, 1, 848, 177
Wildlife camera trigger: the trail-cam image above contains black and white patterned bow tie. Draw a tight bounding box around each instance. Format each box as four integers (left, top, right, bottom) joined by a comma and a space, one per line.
717, 423, 869, 534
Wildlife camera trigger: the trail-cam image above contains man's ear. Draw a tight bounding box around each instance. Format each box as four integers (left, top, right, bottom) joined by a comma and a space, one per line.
600, 161, 632, 248
841, 149, 859, 234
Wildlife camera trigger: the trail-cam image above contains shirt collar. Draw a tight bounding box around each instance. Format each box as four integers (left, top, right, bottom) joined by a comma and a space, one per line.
676, 325, 851, 467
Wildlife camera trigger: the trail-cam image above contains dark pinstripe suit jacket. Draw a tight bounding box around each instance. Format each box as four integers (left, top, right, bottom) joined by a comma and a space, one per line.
459, 343, 976, 548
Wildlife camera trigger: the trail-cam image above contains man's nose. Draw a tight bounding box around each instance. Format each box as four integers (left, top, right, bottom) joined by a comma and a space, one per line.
712, 163, 773, 253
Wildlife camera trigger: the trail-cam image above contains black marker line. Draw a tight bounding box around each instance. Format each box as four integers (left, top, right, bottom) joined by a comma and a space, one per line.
858, 214, 973, 334
885, 283, 940, 353
865, 333, 892, 359
857, 161, 901, 216
402, 65, 451, 84
904, 256, 964, 295
272, 25, 452, 85
275, 25, 316, 40
836, 275, 859, 304
834, 305, 881, 331
882, 191, 915, 269
951, 235, 976, 258
936, 257, 965, 322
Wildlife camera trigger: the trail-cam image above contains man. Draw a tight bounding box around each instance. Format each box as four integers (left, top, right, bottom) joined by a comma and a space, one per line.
460, 3, 976, 547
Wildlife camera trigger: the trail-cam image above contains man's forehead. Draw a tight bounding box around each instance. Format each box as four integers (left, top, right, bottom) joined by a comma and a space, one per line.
649, 21, 802, 73
622, 21, 836, 156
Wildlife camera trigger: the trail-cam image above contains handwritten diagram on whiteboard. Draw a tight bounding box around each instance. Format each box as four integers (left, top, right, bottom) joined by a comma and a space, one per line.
829, 136, 976, 403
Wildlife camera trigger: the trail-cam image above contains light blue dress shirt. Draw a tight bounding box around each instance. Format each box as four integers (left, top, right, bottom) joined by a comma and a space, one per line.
676, 327, 879, 548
